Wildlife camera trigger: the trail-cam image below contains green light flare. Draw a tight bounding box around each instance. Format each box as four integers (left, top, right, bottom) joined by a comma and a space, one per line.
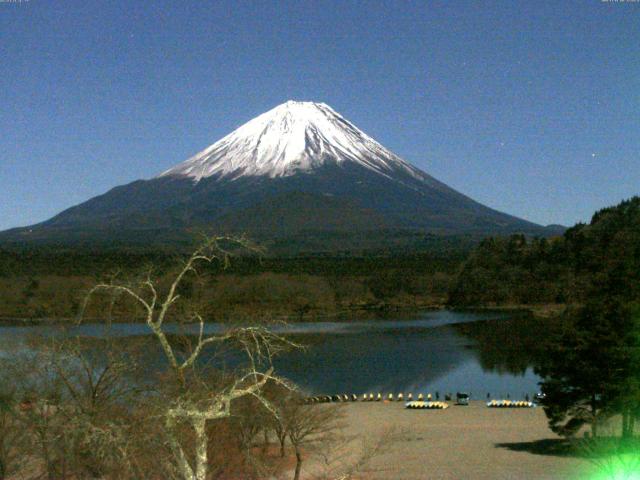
587, 454, 640, 480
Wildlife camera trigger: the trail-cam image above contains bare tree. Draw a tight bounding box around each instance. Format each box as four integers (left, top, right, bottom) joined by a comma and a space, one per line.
47, 338, 154, 479
2, 338, 156, 480
276, 394, 343, 480
8, 349, 72, 480
82, 236, 297, 480
310, 427, 401, 480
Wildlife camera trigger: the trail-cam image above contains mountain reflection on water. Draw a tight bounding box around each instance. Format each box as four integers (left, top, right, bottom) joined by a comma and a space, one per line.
275, 312, 554, 396
0, 310, 555, 398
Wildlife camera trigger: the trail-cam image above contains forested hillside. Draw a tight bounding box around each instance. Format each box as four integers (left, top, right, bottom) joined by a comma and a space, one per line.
449, 196, 640, 307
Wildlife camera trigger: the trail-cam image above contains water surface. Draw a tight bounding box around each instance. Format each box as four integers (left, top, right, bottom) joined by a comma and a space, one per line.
0, 310, 546, 398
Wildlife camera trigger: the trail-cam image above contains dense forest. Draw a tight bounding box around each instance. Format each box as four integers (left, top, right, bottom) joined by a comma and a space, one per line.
448, 196, 640, 308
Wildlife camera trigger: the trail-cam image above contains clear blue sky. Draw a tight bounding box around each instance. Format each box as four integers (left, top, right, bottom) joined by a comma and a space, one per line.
1, 0, 638, 230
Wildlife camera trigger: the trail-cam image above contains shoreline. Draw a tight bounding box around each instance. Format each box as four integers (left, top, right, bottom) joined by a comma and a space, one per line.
0, 304, 564, 327
450, 303, 569, 318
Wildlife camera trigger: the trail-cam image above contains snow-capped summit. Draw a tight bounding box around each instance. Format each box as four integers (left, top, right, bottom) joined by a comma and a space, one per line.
159, 100, 421, 182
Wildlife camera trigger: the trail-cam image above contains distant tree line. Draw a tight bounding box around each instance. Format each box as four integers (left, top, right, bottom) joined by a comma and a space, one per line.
0, 242, 468, 322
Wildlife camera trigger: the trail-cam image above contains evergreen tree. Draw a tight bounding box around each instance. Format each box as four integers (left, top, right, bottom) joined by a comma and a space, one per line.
535, 300, 638, 437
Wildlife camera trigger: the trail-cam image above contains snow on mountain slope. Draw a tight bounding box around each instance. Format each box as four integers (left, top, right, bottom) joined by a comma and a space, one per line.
159, 101, 425, 182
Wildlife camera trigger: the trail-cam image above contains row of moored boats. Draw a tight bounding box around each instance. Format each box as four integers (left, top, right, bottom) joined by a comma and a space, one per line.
303, 393, 443, 404
486, 400, 535, 408
303, 394, 537, 409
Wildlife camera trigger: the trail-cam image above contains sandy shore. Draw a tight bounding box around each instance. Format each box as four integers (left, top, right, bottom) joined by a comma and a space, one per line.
332, 401, 592, 479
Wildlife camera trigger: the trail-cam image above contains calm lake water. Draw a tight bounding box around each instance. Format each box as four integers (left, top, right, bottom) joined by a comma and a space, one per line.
0, 310, 545, 398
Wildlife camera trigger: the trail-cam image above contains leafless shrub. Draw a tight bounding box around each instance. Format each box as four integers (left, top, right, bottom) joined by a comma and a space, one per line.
0, 371, 23, 480
312, 427, 401, 480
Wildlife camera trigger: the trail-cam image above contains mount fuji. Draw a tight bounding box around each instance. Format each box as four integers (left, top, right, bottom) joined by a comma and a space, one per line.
1, 101, 559, 247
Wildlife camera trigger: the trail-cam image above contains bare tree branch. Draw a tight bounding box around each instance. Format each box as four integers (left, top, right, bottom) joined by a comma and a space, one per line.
78, 236, 293, 480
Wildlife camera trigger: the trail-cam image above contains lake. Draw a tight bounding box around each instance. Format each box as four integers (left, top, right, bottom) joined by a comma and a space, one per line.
0, 310, 548, 399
